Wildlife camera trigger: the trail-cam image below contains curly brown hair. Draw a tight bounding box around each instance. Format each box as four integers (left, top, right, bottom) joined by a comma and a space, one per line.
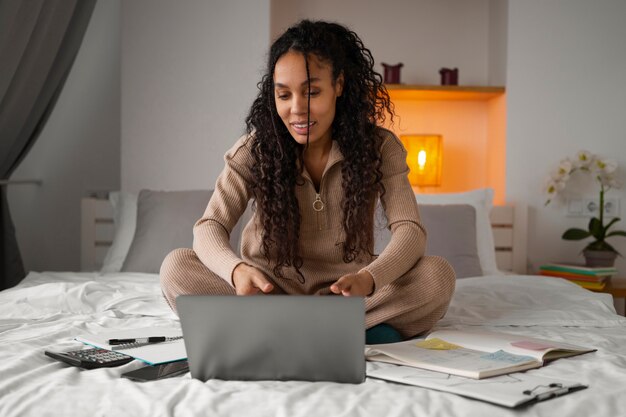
245, 20, 394, 281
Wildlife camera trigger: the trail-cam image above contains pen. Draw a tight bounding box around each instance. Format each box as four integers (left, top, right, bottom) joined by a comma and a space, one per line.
108, 336, 180, 345
536, 387, 570, 401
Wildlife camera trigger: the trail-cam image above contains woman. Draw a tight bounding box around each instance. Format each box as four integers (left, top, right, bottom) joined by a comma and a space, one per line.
160, 20, 455, 344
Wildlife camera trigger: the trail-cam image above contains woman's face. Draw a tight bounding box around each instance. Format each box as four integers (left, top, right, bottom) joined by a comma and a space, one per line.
273, 51, 343, 148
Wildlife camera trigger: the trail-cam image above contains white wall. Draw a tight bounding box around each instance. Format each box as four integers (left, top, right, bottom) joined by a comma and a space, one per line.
121, 0, 270, 193
120, 0, 507, 195
8, 0, 121, 272
506, 0, 626, 273
488, 0, 508, 86
271, 0, 499, 86
13, 0, 626, 278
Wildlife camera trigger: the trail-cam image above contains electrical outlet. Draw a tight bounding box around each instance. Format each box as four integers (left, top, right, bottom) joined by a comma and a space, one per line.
567, 199, 584, 216
576, 198, 620, 218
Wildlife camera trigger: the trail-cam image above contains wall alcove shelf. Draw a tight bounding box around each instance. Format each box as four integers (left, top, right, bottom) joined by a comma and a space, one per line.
385, 84, 505, 101
382, 83, 507, 203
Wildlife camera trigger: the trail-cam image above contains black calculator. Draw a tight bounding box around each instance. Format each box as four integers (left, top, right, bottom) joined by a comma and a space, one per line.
45, 347, 134, 369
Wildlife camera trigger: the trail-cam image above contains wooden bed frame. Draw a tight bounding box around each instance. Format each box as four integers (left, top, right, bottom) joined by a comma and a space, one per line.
80, 198, 528, 274
490, 203, 528, 274
80, 198, 115, 271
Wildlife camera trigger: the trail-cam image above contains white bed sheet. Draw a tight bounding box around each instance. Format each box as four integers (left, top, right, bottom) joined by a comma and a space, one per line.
1, 272, 625, 417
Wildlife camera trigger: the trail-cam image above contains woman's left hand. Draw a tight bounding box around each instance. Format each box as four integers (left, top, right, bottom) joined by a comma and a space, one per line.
330, 270, 374, 297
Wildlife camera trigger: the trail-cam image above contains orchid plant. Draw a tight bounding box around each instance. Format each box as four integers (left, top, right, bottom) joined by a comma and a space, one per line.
544, 151, 626, 254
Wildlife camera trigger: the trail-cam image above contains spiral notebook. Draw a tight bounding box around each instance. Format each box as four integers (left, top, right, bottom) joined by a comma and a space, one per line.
75, 327, 186, 365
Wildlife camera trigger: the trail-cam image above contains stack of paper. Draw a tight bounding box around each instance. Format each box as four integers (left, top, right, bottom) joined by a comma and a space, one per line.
76, 327, 186, 365
368, 364, 587, 408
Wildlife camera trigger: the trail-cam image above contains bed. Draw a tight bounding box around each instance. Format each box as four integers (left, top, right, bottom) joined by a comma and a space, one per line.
1, 189, 625, 417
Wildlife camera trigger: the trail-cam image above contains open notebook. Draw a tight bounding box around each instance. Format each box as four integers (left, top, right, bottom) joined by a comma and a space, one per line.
365, 329, 595, 379
76, 327, 186, 365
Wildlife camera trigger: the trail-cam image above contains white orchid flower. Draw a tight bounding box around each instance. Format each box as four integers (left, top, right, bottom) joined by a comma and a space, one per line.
575, 150, 593, 169
544, 178, 564, 195
544, 151, 621, 207
543, 177, 567, 205
551, 168, 570, 182
598, 175, 610, 187
557, 158, 573, 175
606, 176, 622, 189
595, 158, 617, 174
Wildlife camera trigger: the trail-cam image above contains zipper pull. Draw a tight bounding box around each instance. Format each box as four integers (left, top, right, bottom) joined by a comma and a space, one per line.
313, 193, 324, 212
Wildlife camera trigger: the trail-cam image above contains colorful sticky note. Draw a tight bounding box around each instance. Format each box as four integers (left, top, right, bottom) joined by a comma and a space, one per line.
511, 340, 556, 350
415, 338, 461, 350
481, 350, 536, 364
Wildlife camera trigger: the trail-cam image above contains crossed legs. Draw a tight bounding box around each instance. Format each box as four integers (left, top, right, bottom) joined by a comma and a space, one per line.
160, 248, 455, 338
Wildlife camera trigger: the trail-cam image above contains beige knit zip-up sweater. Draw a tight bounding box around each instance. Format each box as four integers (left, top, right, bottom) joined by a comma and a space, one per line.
193, 128, 426, 294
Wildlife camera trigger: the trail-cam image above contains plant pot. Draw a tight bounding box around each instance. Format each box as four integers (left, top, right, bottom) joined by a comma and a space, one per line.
583, 249, 617, 267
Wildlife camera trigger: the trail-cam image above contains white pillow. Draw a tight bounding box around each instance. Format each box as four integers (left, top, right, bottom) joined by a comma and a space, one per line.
100, 191, 138, 273
415, 188, 499, 276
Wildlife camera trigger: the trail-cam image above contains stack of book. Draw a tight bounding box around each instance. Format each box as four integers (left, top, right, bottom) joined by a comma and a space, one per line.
538, 263, 617, 290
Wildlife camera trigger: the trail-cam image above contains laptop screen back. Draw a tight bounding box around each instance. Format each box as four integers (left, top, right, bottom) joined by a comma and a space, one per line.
177, 295, 365, 383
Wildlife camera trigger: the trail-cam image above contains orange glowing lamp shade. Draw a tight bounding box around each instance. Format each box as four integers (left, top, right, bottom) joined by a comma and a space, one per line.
400, 135, 443, 186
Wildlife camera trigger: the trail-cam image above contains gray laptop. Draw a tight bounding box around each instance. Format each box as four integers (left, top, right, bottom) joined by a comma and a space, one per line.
177, 295, 365, 383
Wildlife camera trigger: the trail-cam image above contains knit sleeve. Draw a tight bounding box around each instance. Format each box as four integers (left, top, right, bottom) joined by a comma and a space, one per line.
361, 130, 426, 290
193, 135, 254, 286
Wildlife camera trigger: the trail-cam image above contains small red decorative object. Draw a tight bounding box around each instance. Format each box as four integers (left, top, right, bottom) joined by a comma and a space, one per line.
439, 68, 459, 86
382, 63, 403, 84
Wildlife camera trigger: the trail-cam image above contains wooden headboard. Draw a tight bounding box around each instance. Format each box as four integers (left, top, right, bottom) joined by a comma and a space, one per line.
80, 198, 528, 274
80, 198, 114, 271
490, 204, 528, 274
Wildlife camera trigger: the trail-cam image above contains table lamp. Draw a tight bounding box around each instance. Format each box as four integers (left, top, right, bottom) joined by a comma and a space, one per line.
400, 134, 443, 187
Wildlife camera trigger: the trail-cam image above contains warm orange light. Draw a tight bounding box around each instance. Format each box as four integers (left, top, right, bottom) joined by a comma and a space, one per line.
400, 135, 443, 186
417, 150, 427, 170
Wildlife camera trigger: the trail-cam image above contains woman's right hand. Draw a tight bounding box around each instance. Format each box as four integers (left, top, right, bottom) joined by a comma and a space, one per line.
232, 263, 274, 295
